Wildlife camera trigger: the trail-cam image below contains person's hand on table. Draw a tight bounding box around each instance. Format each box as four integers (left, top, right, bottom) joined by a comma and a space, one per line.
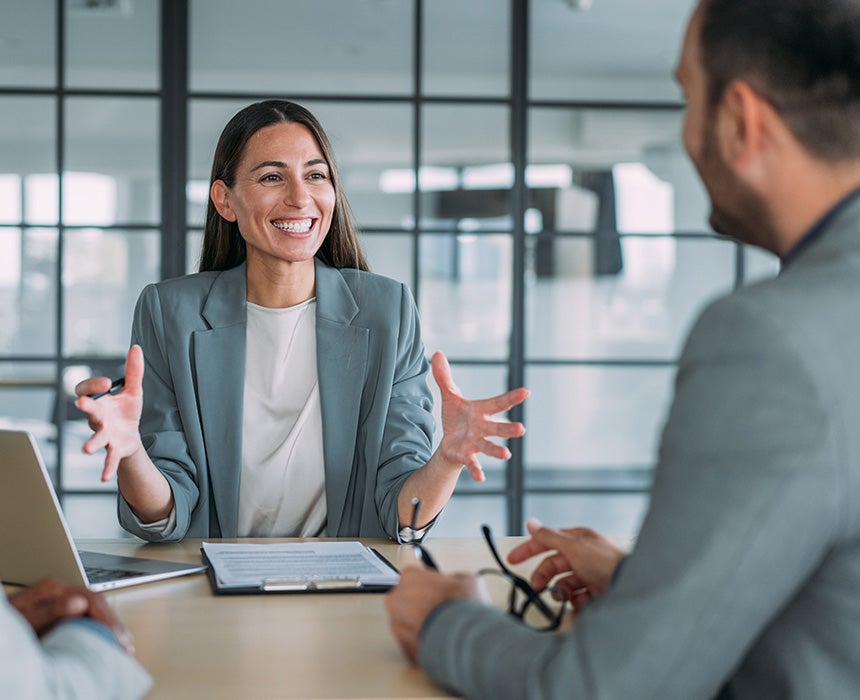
74, 344, 145, 482
507, 518, 626, 611
385, 568, 487, 664
432, 351, 529, 482
8, 578, 134, 652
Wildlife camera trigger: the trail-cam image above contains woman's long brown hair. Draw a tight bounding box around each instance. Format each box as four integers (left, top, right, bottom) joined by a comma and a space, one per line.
198, 100, 368, 272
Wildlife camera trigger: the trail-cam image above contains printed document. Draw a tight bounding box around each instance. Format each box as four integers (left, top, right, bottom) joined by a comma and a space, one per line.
201, 541, 399, 591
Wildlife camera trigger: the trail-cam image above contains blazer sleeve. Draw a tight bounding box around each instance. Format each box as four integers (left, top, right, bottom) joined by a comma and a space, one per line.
118, 283, 200, 542
0, 596, 152, 700
419, 295, 844, 698
373, 282, 436, 540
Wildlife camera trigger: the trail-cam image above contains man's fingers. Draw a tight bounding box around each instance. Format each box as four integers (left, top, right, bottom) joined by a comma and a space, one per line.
528, 522, 583, 552
507, 536, 552, 565
507, 519, 568, 564
530, 552, 578, 590
553, 574, 588, 599
9, 580, 90, 635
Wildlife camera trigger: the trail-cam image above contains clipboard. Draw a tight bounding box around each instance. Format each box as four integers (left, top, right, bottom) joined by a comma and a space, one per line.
200, 541, 400, 595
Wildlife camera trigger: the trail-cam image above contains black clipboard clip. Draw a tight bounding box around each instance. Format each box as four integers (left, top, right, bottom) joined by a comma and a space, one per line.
261, 577, 362, 592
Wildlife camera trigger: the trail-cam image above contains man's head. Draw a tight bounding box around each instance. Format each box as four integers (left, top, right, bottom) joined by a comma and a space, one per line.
676, 0, 860, 253
699, 0, 860, 162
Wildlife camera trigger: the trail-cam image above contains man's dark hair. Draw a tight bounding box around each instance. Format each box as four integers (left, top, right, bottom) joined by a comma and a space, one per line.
699, 0, 860, 160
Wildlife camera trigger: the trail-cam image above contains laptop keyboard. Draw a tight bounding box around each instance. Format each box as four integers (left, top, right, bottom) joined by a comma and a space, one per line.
85, 566, 144, 583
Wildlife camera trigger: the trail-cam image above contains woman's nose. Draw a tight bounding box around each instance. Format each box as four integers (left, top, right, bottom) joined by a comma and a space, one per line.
283, 178, 310, 207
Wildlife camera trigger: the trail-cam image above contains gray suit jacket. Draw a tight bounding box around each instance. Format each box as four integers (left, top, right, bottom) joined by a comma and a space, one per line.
0, 592, 151, 699
420, 197, 860, 699
118, 259, 434, 541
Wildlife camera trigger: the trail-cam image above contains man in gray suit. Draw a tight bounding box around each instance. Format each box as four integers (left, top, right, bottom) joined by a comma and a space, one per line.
1, 578, 151, 698
385, 0, 860, 697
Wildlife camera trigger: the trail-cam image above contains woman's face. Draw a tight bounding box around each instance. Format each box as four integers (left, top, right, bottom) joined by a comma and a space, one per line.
211, 121, 336, 272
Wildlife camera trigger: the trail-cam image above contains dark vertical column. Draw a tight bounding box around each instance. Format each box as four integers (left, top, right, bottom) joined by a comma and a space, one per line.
55, 0, 66, 498
411, 0, 423, 300
508, 0, 529, 534
160, 0, 189, 280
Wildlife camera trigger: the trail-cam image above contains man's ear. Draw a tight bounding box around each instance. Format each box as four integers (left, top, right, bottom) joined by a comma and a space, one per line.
716, 79, 772, 170
210, 180, 237, 222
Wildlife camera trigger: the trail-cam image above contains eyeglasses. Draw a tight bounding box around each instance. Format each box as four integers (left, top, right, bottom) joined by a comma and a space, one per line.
477, 524, 566, 631
407, 501, 565, 631
409, 498, 439, 570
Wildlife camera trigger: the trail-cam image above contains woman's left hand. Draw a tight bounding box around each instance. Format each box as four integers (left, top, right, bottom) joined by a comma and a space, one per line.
432, 351, 529, 481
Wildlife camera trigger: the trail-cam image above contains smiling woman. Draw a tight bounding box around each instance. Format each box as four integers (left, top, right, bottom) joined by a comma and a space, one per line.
199, 101, 366, 281
72, 99, 530, 545
208, 120, 339, 307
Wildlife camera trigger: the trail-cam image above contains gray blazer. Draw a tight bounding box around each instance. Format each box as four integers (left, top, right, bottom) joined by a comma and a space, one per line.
118, 259, 435, 541
420, 197, 860, 699
0, 592, 151, 699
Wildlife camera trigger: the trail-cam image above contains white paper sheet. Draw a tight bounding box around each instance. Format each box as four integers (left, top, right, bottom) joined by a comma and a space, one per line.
201, 541, 399, 591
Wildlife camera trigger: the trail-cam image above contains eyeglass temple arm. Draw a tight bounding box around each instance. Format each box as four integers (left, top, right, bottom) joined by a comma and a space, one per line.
480, 525, 509, 570
481, 525, 557, 620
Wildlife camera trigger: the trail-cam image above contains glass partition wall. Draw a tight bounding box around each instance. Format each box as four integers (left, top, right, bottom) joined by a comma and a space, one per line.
0, 0, 779, 539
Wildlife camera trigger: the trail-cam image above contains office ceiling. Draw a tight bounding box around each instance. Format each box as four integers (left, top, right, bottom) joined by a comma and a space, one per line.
0, 0, 697, 173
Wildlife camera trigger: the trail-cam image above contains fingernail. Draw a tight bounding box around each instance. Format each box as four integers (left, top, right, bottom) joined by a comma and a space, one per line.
526, 516, 542, 531
66, 596, 88, 615
117, 629, 135, 654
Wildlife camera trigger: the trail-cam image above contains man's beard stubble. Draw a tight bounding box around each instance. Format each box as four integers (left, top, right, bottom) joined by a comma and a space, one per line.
699, 117, 779, 254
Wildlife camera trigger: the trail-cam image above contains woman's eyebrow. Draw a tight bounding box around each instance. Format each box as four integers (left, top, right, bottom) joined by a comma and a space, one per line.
250, 158, 328, 172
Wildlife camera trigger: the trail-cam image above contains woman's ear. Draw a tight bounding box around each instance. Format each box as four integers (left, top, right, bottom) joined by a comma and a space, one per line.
210, 180, 237, 222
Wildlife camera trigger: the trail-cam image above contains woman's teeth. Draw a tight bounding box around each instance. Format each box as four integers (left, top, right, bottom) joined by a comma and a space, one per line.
273, 219, 312, 233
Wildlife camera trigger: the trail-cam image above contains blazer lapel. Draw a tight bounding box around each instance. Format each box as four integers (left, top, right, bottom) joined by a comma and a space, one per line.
314, 260, 369, 535
193, 264, 247, 537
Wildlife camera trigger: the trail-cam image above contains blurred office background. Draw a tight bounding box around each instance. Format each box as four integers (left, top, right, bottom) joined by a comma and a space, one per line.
0, 0, 778, 539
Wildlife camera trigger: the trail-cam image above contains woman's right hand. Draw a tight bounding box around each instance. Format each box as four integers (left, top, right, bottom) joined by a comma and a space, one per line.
74, 344, 145, 482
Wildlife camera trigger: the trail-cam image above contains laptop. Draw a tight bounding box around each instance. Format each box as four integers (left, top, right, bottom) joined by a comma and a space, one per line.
0, 429, 207, 591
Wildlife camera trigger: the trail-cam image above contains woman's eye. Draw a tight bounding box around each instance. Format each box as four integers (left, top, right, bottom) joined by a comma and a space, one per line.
308, 172, 327, 181
261, 173, 281, 183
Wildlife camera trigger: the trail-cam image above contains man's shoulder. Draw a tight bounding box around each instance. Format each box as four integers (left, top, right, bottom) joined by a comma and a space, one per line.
685, 254, 860, 373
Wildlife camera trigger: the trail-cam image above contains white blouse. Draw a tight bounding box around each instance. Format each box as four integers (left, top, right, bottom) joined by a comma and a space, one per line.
237, 298, 326, 537
136, 295, 425, 540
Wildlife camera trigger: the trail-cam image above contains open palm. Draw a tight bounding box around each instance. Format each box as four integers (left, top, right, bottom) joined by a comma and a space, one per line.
74, 344, 145, 482
432, 351, 529, 481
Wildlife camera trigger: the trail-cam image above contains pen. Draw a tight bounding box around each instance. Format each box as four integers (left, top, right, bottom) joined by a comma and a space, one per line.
89, 376, 125, 400
410, 498, 439, 570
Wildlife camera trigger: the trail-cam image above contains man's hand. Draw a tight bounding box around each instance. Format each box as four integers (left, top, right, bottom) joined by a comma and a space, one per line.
385, 568, 486, 663
507, 519, 626, 610
8, 578, 134, 652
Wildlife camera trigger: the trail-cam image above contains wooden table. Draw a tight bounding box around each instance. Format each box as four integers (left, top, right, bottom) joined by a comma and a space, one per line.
82, 536, 527, 700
